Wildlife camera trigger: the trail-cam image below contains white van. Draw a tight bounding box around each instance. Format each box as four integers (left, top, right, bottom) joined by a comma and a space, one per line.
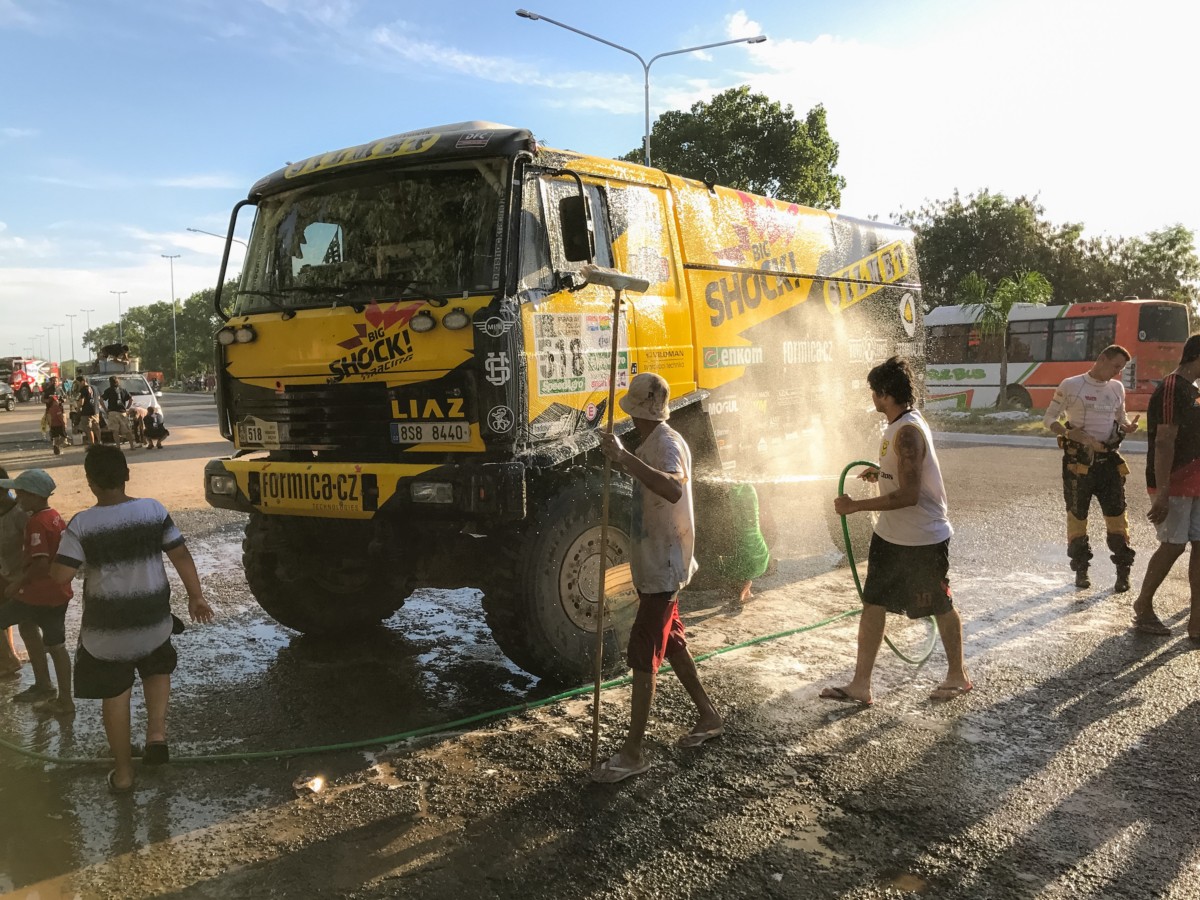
87, 374, 165, 443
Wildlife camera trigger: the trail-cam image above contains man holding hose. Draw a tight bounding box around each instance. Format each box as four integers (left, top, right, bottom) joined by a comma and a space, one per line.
825, 357, 971, 706
592, 372, 723, 783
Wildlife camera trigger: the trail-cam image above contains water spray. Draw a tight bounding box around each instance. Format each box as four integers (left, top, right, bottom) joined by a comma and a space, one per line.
579, 263, 650, 771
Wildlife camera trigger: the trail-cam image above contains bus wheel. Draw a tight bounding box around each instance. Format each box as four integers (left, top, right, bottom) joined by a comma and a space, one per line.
242, 512, 412, 634
16, 385, 30, 403
482, 475, 635, 683
1004, 386, 1033, 410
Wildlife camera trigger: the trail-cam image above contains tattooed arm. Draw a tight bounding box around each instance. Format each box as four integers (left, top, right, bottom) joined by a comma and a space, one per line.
833, 424, 925, 515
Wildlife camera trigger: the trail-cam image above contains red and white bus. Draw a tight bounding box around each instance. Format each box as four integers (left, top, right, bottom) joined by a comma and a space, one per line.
924, 298, 1190, 412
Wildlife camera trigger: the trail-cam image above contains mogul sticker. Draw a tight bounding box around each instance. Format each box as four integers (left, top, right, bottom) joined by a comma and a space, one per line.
534, 312, 630, 396
328, 300, 418, 382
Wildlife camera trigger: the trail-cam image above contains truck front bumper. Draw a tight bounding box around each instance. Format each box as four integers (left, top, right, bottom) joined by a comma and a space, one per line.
204, 457, 527, 522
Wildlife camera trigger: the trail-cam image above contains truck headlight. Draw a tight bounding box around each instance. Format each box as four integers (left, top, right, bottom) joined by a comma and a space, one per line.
410, 311, 436, 333
410, 482, 453, 504
442, 307, 470, 330
209, 474, 239, 497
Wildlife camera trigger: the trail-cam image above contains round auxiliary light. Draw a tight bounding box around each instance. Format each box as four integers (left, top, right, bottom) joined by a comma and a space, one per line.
442, 307, 470, 331
217, 328, 237, 346
410, 311, 437, 333
234, 325, 257, 343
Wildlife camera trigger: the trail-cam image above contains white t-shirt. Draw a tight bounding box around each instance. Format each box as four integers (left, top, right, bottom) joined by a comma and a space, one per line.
1043, 373, 1127, 442
874, 409, 953, 546
629, 423, 698, 594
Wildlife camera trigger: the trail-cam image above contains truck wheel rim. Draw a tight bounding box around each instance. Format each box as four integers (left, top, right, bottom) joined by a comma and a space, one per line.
559, 524, 633, 632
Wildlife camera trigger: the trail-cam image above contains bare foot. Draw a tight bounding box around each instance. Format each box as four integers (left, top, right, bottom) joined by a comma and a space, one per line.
930, 679, 973, 701
737, 581, 753, 605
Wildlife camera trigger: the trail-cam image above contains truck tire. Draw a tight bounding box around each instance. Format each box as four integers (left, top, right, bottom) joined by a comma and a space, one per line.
483, 475, 635, 683
16, 385, 30, 403
242, 512, 411, 634
2, 396, 13, 412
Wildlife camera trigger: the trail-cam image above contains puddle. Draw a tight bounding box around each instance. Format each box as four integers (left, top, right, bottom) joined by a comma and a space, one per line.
883, 872, 929, 893
779, 799, 841, 868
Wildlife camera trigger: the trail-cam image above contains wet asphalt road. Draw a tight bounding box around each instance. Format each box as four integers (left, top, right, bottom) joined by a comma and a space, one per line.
3, 442, 1200, 898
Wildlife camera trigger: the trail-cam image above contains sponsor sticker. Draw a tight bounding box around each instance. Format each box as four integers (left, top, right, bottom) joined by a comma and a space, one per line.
488, 406, 514, 434
702, 346, 764, 368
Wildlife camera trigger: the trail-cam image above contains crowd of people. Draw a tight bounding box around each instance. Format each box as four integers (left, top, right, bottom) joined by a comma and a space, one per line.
4, 344, 1200, 793
38, 375, 169, 455
0, 447, 212, 793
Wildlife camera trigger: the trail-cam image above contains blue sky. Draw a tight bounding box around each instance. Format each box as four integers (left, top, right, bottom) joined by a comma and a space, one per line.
1, 0, 1195, 362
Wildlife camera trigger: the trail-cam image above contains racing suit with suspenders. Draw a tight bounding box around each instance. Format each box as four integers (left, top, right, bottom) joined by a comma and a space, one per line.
1043, 372, 1136, 590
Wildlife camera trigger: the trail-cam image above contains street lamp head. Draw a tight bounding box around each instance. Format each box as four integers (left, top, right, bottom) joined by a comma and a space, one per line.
515, 9, 539, 20
746, 35, 767, 44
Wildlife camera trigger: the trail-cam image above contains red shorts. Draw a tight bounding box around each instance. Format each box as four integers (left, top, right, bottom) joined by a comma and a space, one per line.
627, 591, 688, 673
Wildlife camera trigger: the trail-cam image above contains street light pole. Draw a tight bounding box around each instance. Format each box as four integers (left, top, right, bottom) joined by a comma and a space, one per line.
54, 324, 64, 376
65, 314, 77, 378
187, 227, 249, 248
515, 9, 765, 167
162, 254, 181, 382
110, 290, 127, 343
82, 308, 95, 362
43, 325, 54, 364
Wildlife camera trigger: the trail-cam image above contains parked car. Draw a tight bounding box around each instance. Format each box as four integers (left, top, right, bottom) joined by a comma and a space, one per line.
83, 374, 165, 444
0, 382, 14, 412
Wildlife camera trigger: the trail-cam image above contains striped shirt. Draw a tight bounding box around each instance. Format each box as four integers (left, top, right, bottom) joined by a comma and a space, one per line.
56, 498, 186, 661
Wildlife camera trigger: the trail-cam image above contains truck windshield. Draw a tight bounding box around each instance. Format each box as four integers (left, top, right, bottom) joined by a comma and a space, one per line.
233, 159, 508, 315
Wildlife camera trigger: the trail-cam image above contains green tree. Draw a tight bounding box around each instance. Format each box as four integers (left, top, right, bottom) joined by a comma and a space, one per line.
899, 190, 1200, 311
80, 282, 229, 381
620, 86, 846, 208
956, 270, 1053, 408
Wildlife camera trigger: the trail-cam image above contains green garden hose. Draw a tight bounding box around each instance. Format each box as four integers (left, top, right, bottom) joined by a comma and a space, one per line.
0, 461, 933, 767
839, 459, 939, 666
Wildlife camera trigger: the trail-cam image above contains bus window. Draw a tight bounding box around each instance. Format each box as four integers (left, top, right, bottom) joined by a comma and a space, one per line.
1139, 304, 1189, 342
928, 324, 970, 363
1050, 318, 1089, 361
1088, 315, 1116, 356
967, 331, 1003, 364
1008, 320, 1048, 362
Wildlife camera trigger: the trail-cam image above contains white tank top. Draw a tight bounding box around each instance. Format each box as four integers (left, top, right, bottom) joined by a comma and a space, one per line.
874, 408, 953, 546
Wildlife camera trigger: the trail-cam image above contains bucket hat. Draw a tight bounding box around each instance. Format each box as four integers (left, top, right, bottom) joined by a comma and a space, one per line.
619, 372, 670, 422
0, 469, 56, 498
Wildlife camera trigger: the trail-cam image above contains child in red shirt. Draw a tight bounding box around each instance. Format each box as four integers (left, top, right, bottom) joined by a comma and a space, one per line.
0, 469, 74, 716
47, 395, 68, 456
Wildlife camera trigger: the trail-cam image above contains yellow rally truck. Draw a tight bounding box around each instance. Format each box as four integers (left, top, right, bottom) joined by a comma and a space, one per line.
204, 121, 923, 680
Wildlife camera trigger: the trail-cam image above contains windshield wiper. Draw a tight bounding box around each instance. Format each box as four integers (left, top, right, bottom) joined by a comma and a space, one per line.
237, 289, 296, 319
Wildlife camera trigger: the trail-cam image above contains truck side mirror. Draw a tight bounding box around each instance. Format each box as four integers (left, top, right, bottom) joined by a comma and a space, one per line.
559, 194, 595, 264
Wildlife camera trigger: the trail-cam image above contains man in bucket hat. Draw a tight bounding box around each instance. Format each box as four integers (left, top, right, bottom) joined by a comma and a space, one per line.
0, 468, 75, 716
592, 372, 723, 783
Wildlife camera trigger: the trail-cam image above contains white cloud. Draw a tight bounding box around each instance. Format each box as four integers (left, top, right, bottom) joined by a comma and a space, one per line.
0, 0, 37, 28
1, 126, 37, 140
723, 4, 1200, 242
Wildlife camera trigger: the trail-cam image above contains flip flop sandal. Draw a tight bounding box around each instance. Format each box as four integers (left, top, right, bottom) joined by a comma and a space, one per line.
107, 769, 135, 795
930, 683, 974, 702
677, 727, 724, 748
819, 686, 873, 707
590, 754, 651, 784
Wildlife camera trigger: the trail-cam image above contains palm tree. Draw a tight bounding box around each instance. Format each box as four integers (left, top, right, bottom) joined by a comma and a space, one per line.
956, 271, 1053, 408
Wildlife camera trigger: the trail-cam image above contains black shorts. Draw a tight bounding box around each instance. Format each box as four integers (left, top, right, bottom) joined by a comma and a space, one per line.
74, 639, 178, 700
0, 600, 68, 647
861, 534, 953, 619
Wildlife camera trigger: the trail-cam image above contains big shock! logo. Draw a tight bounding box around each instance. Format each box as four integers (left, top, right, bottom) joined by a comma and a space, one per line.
328, 300, 421, 382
